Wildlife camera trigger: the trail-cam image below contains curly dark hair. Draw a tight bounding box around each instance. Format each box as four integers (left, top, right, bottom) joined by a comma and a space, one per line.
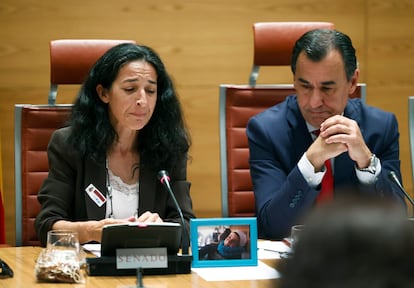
67, 43, 191, 172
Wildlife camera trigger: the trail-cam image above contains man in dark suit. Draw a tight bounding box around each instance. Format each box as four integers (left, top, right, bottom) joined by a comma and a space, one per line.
246, 29, 406, 240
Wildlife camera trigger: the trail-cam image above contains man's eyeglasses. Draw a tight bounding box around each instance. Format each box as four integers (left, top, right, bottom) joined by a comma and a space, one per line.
0, 259, 13, 278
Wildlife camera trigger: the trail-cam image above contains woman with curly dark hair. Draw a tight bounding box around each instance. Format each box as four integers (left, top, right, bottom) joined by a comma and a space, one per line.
35, 43, 195, 246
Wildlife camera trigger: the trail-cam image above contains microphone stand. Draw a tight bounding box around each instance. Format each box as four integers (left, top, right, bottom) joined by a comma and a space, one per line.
136, 267, 144, 288
388, 171, 414, 217
158, 170, 190, 255
131, 171, 191, 286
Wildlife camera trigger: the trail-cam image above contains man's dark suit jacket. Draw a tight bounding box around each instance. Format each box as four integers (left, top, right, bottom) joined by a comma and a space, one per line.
247, 95, 406, 240
35, 127, 195, 246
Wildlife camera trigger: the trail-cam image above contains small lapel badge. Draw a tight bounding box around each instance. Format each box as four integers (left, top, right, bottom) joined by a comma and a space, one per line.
85, 184, 106, 207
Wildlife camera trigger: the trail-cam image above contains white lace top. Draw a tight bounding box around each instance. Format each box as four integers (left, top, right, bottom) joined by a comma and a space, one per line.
105, 169, 139, 219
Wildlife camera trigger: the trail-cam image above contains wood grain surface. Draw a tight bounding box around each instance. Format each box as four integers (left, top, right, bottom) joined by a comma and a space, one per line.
0, 0, 413, 245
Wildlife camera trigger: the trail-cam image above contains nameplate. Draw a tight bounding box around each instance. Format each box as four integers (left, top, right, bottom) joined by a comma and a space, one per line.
116, 247, 168, 269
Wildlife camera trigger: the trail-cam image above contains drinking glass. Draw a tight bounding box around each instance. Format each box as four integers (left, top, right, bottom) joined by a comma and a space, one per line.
290, 224, 305, 251
46, 230, 81, 262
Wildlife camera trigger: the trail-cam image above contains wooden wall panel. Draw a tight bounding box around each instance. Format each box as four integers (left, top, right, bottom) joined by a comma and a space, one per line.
365, 0, 414, 214
1, 0, 412, 244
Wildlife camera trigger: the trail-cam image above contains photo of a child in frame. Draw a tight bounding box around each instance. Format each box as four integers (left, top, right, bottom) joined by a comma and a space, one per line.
197, 225, 250, 260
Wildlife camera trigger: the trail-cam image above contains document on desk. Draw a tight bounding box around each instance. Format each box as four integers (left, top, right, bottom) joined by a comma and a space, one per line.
82, 243, 101, 257
257, 240, 291, 259
191, 261, 279, 281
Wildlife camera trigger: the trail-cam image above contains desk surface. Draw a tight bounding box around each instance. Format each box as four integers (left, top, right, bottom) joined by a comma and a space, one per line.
0, 247, 280, 287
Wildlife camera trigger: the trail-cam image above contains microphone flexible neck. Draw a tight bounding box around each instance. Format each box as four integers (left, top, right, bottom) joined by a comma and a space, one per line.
158, 171, 190, 255
388, 171, 414, 216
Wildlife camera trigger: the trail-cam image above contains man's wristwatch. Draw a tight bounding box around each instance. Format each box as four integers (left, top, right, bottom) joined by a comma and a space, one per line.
357, 154, 378, 174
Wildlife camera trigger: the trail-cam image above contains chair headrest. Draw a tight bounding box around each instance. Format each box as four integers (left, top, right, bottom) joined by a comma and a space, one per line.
253, 22, 334, 66
50, 39, 136, 85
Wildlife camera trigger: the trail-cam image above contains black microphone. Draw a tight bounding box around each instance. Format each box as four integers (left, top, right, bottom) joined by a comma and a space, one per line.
388, 171, 414, 210
157, 170, 190, 255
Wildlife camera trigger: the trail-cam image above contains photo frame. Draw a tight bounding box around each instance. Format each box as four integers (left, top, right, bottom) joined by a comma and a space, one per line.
190, 217, 258, 268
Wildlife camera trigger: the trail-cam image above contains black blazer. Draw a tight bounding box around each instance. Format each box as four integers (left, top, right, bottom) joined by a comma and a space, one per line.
35, 127, 195, 246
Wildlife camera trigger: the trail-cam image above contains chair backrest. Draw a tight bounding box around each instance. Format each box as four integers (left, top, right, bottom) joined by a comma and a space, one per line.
409, 96, 414, 192
219, 83, 366, 217
249, 21, 335, 86
14, 39, 136, 246
14, 105, 72, 246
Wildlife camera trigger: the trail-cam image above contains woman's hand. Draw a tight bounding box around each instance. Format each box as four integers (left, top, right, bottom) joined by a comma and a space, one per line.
52, 212, 163, 244
82, 218, 135, 243
135, 211, 163, 223
52, 217, 137, 244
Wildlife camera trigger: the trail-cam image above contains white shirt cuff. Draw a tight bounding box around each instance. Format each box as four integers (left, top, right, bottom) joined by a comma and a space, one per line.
355, 158, 381, 184
298, 153, 325, 188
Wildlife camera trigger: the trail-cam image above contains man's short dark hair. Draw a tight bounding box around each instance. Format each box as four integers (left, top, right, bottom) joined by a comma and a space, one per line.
291, 29, 357, 81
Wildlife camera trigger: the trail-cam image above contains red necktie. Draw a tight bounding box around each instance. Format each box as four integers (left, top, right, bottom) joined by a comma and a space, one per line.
313, 130, 334, 203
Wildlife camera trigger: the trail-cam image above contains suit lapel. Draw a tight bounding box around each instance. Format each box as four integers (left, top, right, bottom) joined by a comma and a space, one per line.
138, 164, 156, 214
286, 96, 313, 159
84, 157, 107, 220
344, 100, 364, 133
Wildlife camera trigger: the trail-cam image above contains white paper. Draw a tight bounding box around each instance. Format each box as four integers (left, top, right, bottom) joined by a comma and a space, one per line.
257, 240, 291, 259
257, 240, 291, 253
258, 248, 281, 259
191, 261, 279, 281
82, 243, 101, 257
